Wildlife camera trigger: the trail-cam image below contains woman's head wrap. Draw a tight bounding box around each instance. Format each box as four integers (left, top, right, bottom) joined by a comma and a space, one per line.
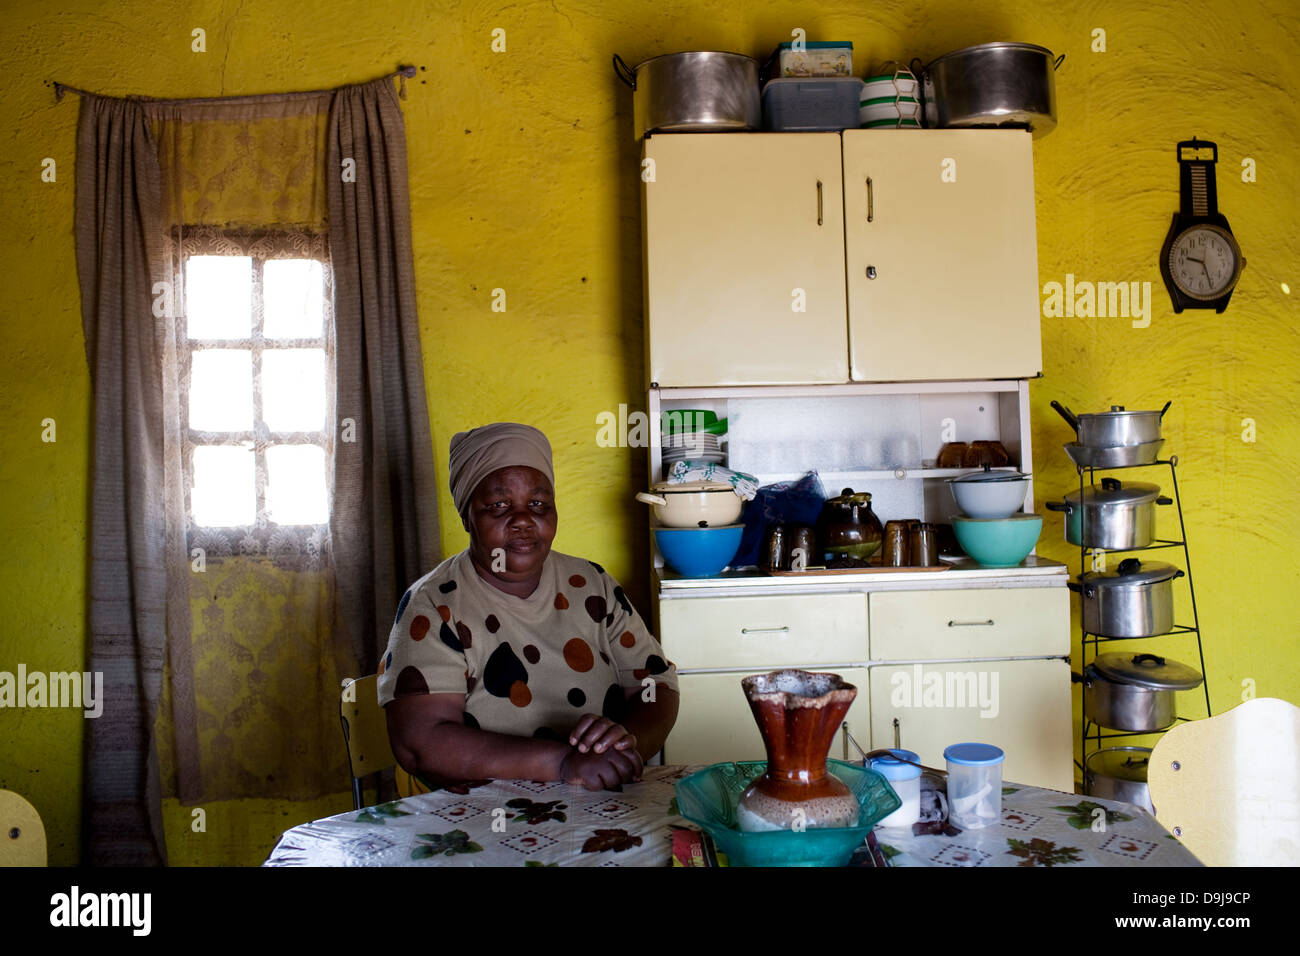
448, 423, 555, 530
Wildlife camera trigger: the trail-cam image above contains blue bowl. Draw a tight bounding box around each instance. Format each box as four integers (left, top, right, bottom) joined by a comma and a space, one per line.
952, 513, 1043, 567
654, 524, 743, 578
674, 760, 901, 867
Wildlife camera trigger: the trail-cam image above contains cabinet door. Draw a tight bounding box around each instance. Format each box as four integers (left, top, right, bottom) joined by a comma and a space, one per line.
842, 130, 1042, 381
643, 133, 848, 386
660, 593, 868, 670
667, 667, 871, 767
868, 658, 1073, 792
869, 587, 1069, 660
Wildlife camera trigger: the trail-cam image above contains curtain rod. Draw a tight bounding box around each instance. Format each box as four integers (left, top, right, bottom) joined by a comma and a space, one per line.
51, 65, 418, 104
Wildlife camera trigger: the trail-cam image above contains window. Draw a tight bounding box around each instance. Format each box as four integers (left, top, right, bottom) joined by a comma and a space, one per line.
180, 229, 334, 558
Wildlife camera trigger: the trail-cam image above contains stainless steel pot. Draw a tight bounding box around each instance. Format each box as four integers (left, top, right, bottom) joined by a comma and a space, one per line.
1085, 746, 1154, 813
614, 51, 761, 140
1051, 401, 1172, 448
1069, 558, 1184, 637
1047, 478, 1173, 550
1063, 440, 1165, 469
924, 42, 1062, 137
1080, 653, 1202, 732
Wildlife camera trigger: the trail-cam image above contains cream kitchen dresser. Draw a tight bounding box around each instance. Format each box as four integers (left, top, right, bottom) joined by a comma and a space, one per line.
639, 130, 1075, 792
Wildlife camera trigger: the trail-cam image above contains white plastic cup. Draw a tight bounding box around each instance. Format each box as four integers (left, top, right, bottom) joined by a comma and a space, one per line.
869, 748, 921, 828
943, 743, 1005, 830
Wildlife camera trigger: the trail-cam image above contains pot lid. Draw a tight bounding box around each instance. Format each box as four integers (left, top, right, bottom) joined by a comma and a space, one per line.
649, 479, 735, 493
1065, 477, 1161, 505
1081, 558, 1181, 587
1086, 746, 1151, 782
1091, 653, 1203, 690
950, 463, 1030, 483
1077, 405, 1166, 419
870, 749, 922, 781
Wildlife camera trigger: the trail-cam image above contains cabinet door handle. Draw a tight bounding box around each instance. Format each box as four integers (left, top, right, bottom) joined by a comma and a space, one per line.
740, 625, 790, 635
865, 177, 874, 222
948, 619, 995, 627
816, 179, 824, 226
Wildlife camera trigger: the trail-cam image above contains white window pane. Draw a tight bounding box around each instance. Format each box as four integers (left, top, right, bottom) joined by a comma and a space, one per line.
189, 350, 253, 431
262, 349, 326, 431
186, 256, 252, 339
264, 259, 324, 339
192, 445, 255, 526
266, 445, 328, 525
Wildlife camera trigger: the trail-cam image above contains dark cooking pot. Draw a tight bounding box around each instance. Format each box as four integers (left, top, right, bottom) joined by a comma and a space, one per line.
1079, 653, 1203, 732
817, 488, 884, 563
1047, 478, 1173, 550
1069, 558, 1184, 637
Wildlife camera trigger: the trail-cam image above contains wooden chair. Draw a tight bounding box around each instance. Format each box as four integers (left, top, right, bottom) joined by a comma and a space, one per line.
0, 790, 47, 866
1148, 697, 1300, 866
340, 675, 396, 810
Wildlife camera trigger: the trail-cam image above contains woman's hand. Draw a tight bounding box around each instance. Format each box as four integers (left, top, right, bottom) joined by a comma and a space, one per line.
569, 714, 638, 757
559, 745, 643, 791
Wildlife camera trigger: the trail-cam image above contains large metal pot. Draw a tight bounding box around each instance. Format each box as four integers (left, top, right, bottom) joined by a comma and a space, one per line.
1047, 478, 1173, 550
614, 51, 761, 140
1069, 558, 1184, 637
1085, 746, 1154, 813
924, 42, 1062, 137
1081, 653, 1203, 732
1051, 401, 1172, 448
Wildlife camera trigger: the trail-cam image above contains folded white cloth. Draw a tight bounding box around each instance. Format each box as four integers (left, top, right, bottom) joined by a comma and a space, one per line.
664, 460, 759, 500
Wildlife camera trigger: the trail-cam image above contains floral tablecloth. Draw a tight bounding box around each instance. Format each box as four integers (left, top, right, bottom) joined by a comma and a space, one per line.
264, 767, 1201, 867
872, 783, 1203, 868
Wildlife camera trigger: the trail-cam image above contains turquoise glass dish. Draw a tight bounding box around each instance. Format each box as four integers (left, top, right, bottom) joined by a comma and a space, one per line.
951, 513, 1043, 567
674, 759, 901, 867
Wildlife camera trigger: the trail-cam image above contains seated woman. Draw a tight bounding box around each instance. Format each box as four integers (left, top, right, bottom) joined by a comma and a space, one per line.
379, 422, 679, 791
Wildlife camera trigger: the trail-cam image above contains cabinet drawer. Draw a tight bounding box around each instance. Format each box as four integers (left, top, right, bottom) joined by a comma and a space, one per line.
660, 594, 867, 669
869, 587, 1068, 660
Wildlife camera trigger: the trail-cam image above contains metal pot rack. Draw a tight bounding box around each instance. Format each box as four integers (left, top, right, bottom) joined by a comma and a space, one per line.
1063, 455, 1211, 788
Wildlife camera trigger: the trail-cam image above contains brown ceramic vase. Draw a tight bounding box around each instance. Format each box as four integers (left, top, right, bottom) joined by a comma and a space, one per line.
736, 670, 861, 832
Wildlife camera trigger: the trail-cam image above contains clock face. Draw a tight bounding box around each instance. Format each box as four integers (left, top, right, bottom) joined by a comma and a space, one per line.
1168, 224, 1243, 300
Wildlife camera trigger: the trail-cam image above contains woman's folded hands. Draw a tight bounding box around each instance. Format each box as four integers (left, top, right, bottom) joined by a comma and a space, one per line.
559, 714, 644, 790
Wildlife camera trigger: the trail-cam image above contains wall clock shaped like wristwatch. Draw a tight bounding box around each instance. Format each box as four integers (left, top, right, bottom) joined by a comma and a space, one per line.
1160, 137, 1245, 313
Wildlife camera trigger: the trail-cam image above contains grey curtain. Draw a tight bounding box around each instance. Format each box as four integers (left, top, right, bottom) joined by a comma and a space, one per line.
328, 77, 441, 674
74, 94, 188, 866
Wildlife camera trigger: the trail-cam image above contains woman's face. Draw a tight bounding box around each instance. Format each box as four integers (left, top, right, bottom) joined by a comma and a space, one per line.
467, 465, 557, 593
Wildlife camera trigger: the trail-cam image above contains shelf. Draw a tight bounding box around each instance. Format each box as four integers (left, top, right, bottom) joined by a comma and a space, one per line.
1080, 717, 1193, 742
744, 467, 1022, 483
1081, 539, 1186, 555
1080, 625, 1200, 642
1070, 457, 1180, 474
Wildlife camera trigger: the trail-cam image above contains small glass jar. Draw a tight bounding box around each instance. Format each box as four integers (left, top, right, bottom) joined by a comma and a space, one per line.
761, 524, 788, 572
911, 522, 938, 566
943, 742, 1005, 829
882, 520, 911, 566
869, 749, 922, 828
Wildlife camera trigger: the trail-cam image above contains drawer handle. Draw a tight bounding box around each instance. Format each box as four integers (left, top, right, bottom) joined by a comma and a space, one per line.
740, 626, 790, 635
948, 619, 995, 627
865, 176, 874, 222
816, 179, 824, 226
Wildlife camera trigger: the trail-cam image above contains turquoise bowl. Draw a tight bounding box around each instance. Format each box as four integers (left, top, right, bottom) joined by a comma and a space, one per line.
952, 513, 1043, 567
674, 760, 901, 867
653, 524, 743, 578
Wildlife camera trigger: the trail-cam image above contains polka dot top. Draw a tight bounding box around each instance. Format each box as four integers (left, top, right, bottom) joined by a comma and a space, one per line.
376, 550, 678, 742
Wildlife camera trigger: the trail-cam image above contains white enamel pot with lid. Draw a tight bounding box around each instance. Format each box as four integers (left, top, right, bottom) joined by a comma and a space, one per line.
947, 463, 1031, 518
636, 479, 744, 528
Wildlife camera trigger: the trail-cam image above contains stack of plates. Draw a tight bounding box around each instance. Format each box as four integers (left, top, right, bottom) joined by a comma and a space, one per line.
858, 70, 923, 129
663, 431, 726, 466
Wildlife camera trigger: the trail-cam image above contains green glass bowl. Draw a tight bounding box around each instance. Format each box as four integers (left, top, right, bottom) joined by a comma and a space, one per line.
951, 513, 1043, 567
674, 759, 901, 867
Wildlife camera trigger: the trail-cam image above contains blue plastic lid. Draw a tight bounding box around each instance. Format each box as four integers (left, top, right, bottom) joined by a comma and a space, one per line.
943, 742, 1005, 766
869, 749, 921, 781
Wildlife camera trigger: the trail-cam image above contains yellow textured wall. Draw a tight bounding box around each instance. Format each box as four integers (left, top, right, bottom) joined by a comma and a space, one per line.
1, 0, 1296, 865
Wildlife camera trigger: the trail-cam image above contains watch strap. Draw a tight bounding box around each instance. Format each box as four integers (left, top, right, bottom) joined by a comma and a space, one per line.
1177, 138, 1219, 219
